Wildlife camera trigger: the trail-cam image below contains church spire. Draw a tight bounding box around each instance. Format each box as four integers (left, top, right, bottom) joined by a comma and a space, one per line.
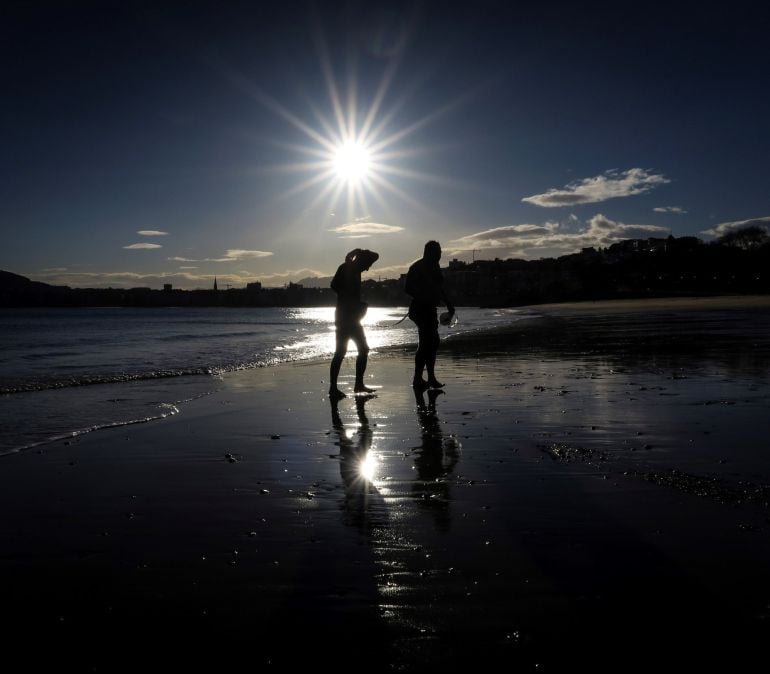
213, 276, 218, 291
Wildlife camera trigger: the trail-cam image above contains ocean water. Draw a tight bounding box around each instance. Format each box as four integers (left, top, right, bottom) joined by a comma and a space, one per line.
0, 306, 528, 453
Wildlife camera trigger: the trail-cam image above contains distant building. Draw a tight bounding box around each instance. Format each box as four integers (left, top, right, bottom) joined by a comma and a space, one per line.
213, 277, 218, 291
163, 283, 172, 292
246, 281, 262, 291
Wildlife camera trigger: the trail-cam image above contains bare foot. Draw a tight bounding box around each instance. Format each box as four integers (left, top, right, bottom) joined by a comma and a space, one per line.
354, 384, 376, 394
329, 387, 347, 399
426, 379, 445, 389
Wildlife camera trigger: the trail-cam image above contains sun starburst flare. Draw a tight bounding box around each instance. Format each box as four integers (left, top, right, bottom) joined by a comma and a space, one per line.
212, 18, 478, 227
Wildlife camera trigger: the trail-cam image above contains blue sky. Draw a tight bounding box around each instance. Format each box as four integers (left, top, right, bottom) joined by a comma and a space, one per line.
2, 1, 769, 288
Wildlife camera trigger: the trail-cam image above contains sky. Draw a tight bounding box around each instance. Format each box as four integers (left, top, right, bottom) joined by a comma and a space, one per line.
3, 0, 770, 289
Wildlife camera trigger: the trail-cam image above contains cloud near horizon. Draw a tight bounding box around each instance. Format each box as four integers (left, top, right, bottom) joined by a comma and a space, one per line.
137, 230, 169, 236
328, 221, 404, 236
166, 249, 273, 262
31, 266, 312, 290
222, 249, 273, 260
522, 169, 669, 208
255, 267, 327, 284
700, 215, 770, 238
124, 243, 163, 250
362, 262, 412, 279
448, 214, 669, 259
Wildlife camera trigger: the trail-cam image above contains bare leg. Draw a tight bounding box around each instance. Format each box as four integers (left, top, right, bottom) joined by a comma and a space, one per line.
426, 354, 444, 388
329, 331, 348, 398
354, 351, 375, 393
413, 348, 427, 388
413, 321, 429, 387
425, 329, 444, 388
352, 324, 375, 393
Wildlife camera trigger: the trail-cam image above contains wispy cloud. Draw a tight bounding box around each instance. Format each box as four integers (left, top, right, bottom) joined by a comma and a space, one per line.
137, 230, 169, 236
701, 215, 770, 238
363, 262, 411, 279
124, 243, 163, 250
222, 249, 273, 260
522, 169, 670, 208
448, 214, 669, 259
329, 222, 404, 236
449, 223, 560, 250
255, 268, 327, 284
653, 206, 687, 214
166, 250, 273, 262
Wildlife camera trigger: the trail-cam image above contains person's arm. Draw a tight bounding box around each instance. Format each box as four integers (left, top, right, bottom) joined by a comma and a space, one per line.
441, 290, 455, 315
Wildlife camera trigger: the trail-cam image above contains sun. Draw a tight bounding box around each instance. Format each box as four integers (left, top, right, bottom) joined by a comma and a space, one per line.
224, 23, 463, 224
333, 141, 371, 184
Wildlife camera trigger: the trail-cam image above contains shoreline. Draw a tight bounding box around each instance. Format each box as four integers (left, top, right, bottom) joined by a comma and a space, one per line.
4, 293, 770, 457
1, 296, 769, 670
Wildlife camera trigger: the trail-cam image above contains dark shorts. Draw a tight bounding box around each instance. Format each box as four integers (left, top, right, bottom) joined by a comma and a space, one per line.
409, 301, 439, 350
408, 301, 438, 328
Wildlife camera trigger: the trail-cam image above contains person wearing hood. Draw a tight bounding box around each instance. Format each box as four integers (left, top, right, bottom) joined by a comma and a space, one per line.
405, 240, 455, 389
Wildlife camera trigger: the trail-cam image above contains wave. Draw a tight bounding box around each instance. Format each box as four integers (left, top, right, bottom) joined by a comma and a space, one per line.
0, 367, 220, 395
1, 350, 318, 394
0, 405, 181, 457
154, 329, 281, 342
0, 390, 220, 458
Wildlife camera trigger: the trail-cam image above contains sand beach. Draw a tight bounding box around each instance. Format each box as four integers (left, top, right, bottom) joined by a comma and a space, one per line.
2, 296, 770, 672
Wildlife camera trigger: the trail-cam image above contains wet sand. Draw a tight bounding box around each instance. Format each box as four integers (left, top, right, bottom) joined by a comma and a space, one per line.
2, 296, 770, 672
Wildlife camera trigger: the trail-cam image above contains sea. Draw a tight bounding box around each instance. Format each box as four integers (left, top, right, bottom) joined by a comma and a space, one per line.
0, 306, 527, 454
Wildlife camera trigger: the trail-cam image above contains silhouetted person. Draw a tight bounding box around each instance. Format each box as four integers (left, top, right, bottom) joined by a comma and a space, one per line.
405, 240, 455, 389
329, 248, 379, 398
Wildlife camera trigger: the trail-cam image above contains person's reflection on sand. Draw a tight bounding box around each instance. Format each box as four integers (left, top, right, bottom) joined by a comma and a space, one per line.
330, 394, 385, 532
412, 388, 460, 531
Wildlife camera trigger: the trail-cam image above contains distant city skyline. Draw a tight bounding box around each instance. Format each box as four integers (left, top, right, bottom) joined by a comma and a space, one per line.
3, 1, 769, 289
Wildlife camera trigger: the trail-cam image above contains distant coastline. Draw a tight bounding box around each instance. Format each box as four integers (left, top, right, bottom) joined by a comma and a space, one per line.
4, 230, 769, 308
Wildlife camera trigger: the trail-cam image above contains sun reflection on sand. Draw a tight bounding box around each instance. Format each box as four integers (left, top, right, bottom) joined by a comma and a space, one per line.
359, 450, 379, 483
329, 387, 465, 637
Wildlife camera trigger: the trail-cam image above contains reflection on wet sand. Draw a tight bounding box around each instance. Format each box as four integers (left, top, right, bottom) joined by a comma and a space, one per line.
331, 394, 386, 532
329, 386, 466, 661
411, 388, 460, 531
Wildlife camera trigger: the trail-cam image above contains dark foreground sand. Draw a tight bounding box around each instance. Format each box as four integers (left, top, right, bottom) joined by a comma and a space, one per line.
2, 297, 770, 672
